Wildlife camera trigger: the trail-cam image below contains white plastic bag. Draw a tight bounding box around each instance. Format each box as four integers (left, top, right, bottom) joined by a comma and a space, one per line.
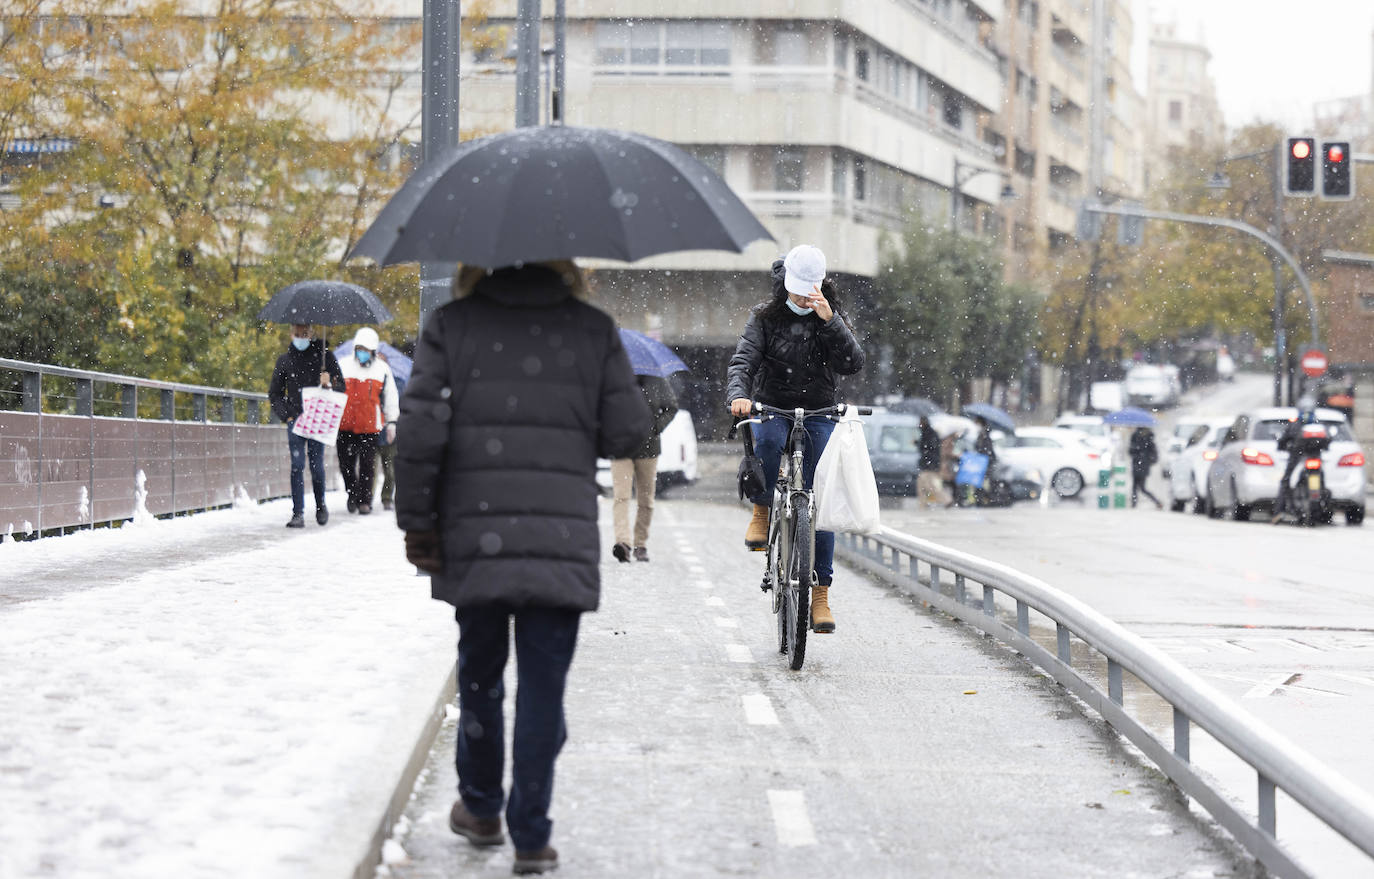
814, 412, 881, 534
291, 386, 349, 446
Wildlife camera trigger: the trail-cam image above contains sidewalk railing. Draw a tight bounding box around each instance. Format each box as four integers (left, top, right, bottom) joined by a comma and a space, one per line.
0, 358, 296, 538
836, 528, 1374, 879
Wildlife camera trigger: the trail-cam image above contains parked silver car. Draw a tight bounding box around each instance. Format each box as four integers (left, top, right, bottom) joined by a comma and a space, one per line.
1204, 407, 1366, 524
1167, 418, 1233, 514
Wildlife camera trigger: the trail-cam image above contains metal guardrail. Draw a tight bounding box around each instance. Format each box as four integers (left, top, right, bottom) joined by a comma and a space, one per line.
0, 358, 301, 538
836, 527, 1374, 879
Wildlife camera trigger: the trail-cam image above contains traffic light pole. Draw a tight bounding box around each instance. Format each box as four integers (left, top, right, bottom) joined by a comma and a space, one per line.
1270, 142, 1287, 406
1080, 202, 1321, 355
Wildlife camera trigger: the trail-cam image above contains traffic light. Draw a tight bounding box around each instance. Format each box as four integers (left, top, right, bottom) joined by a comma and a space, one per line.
1321, 140, 1354, 200
1285, 136, 1316, 196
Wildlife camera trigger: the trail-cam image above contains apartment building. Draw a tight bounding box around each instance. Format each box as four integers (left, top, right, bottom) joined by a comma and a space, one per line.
1145, 21, 1224, 175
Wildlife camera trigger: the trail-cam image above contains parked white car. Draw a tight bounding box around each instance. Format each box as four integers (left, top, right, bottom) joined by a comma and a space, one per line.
1204, 407, 1366, 524
994, 426, 1108, 499
596, 410, 698, 494
1163, 416, 1227, 477
1166, 418, 1233, 513
1123, 363, 1180, 408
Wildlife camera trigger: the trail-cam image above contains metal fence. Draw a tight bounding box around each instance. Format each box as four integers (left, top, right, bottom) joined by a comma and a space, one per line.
836, 528, 1374, 879
0, 358, 318, 538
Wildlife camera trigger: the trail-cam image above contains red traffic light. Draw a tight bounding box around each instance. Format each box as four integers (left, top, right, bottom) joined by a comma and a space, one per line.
1292, 140, 1312, 160
1327, 144, 1345, 164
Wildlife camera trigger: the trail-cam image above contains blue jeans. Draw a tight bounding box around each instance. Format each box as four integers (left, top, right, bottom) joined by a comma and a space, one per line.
750, 415, 836, 585
287, 428, 326, 516
455, 605, 581, 852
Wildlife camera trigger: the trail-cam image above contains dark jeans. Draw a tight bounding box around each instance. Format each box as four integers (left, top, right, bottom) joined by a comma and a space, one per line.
377, 441, 396, 505
750, 414, 836, 585
287, 428, 326, 516
337, 431, 379, 507
455, 605, 581, 852
1131, 467, 1160, 506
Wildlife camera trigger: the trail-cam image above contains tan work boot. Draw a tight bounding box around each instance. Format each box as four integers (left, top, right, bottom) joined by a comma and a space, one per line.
744, 504, 769, 550
811, 584, 835, 633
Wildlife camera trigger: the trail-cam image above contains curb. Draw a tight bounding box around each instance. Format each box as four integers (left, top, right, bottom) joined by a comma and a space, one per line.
352, 664, 457, 879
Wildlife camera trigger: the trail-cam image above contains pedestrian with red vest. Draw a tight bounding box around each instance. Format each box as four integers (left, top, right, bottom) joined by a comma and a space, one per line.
338, 327, 399, 515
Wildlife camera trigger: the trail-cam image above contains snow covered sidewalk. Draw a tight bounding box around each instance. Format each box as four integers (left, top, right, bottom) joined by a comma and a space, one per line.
0, 498, 454, 879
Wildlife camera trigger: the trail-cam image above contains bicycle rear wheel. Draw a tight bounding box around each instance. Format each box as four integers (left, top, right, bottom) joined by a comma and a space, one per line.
785, 501, 812, 670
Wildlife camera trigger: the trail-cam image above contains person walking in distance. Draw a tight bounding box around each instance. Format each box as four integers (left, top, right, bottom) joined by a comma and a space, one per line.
610, 374, 679, 563
268, 323, 345, 528
726, 245, 865, 633
337, 327, 399, 515
395, 261, 650, 875
915, 416, 947, 508
1129, 426, 1163, 509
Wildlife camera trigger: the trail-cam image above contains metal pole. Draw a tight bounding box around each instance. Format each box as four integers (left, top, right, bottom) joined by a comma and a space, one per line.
515, 0, 542, 128
553, 0, 565, 123
420, 0, 461, 333
1270, 143, 1287, 406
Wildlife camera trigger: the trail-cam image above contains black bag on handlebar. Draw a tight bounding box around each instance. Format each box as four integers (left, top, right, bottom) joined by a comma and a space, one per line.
737, 422, 767, 501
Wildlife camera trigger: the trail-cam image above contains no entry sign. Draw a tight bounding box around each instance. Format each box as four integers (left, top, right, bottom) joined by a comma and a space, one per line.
1300, 349, 1328, 377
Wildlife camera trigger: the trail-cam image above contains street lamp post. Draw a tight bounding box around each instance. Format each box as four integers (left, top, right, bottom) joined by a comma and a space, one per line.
951, 158, 1015, 233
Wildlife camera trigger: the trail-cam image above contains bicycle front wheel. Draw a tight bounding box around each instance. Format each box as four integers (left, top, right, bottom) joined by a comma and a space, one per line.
785, 499, 813, 670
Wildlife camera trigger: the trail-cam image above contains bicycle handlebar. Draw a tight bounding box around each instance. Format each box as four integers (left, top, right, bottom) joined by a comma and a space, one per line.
726, 402, 871, 439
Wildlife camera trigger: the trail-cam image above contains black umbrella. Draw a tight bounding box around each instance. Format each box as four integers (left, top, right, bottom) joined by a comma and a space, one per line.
349, 125, 773, 268
257, 280, 393, 326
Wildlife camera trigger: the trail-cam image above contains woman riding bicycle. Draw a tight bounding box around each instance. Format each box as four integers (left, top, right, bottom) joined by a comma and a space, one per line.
726, 245, 865, 633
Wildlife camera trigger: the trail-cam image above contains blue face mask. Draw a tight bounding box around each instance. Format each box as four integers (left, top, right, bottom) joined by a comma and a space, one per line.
291, 337, 310, 351
786, 299, 814, 316
356, 350, 372, 365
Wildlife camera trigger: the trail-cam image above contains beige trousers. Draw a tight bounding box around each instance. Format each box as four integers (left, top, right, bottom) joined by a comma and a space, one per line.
611, 457, 659, 546
917, 470, 949, 507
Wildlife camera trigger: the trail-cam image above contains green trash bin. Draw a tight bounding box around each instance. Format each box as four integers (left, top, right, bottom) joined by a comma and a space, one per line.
1097, 468, 1111, 509
1112, 465, 1128, 508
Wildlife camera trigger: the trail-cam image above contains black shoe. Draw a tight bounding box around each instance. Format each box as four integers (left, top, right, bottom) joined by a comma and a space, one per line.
316, 506, 329, 526
612, 543, 631, 563
286, 514, 305, 528
448, 801, 504, 847
358, 503, 372, 515
382, 500, 393, 511
633, 546, 649, 562
513, 846, 558, 875
347, 499, 358, 514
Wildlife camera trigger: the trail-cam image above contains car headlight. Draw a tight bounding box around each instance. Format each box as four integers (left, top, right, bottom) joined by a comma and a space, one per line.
1025, 469, 1042, 483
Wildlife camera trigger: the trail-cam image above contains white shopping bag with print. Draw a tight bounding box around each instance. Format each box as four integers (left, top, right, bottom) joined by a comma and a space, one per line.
291, 386, 348, 446
814, 412, 881, 534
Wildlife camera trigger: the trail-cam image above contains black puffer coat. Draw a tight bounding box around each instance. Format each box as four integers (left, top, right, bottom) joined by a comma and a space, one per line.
394, 266, 651, 612
725, 260, 865, 409
267, 339, 345, 423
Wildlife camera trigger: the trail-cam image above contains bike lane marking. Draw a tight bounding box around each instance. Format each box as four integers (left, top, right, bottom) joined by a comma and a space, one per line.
743, 693, 779, 725
766, 790, 817, 846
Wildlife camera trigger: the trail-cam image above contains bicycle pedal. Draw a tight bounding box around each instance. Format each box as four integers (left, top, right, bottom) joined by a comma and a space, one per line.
759, 579, 772, 593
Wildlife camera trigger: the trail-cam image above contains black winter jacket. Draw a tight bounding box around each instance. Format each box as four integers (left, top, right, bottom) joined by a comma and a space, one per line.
725, 260, 865, 410
267, 340, 346, 423
394, 266, 652, 612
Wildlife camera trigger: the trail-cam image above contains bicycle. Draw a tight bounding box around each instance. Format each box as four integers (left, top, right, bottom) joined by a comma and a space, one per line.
732, 401, 870, 670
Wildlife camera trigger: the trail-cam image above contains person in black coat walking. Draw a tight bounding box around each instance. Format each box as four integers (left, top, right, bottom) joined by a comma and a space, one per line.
610, 374, 679, 563
395, 261, 650, 875
725, 245, 865, 634
267, 324, 345, 528
915, 416, 947, 508
1129, 426, 1163, 509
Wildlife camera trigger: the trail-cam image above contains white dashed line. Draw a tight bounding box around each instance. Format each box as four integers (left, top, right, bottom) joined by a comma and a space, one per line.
705, 596, 725, 607
725, 644, 754, 663
713, 617, 739, 629
743, 693, 779, 725
695, 580, 713, 590
1203, 638, 1255, 654
767, 790, 816, 846
688, 565, 707, 576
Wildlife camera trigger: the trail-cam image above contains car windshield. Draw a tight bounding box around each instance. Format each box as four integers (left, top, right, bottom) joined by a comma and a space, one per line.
878, 425, 919, 452
1252, 419, 1354, 442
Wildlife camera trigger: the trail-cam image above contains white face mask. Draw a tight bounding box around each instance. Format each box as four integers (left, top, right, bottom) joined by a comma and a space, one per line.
786, 298, 814, 316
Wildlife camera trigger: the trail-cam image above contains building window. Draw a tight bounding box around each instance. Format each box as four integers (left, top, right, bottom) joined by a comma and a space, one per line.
596, 20, 730, 71
832, 151, 847, 197
687, 145, 726, 177
1360, 293, 1374, 311
629, 24, 660, 65
942, 93, 963, 129
774, 147, 805, 191
854, 47, 869, 81
775, 28, 807, 66
700, 23, 730, 65
1168, 100, 1183, 124
833, 32, 848, 71
665, 21, 699, 65
853, 158, 866, 200
595, 22, 629, 65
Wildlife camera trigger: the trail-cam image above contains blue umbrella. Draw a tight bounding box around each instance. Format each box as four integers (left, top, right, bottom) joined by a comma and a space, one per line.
618, 329, 689, 378
1103, 406, 1158, 427
962, 402, 1016, 434
334, 339, 412, 387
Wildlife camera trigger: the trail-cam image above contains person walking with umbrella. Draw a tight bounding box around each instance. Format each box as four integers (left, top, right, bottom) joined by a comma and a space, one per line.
610, 373, 679, 564
727, 245, 865, 634
395, 260, 651, 875
1129, 426, 1163, 509
268, 324, 346, 528
337, 327, 399, 515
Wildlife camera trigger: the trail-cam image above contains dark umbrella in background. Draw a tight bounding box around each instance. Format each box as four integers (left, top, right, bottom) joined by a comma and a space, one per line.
348, 126, 773, 268
258, 279, 393, 370
962, 402, 1017, 434
618, 329, 689, 378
